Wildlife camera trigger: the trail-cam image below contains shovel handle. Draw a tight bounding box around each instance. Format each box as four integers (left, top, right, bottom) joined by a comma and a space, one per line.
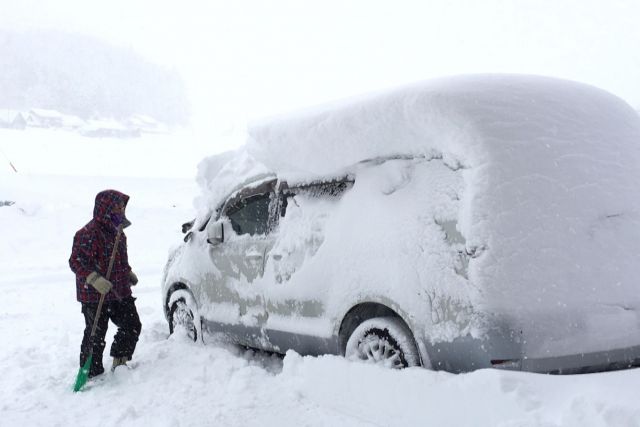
89, 225, 123, 340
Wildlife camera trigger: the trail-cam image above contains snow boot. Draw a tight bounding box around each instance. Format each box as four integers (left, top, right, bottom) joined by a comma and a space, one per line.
89, 365, 105, 378
111, 356, 130, 371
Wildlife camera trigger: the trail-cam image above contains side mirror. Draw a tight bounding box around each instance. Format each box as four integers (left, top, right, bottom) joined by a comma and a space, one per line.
182, 219, 196, 242
206, 219, 229, 245
182, 219, 195, 234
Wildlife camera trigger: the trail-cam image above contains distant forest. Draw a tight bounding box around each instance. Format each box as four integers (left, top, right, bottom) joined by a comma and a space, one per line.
0, 30, 189, 126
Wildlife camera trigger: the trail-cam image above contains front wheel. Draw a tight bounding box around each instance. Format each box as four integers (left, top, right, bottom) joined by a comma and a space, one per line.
345, 317, 420, 369
168, 292, 200, 342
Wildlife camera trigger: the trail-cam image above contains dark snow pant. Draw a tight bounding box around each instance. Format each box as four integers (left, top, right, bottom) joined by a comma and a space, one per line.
80, 296, 141, 377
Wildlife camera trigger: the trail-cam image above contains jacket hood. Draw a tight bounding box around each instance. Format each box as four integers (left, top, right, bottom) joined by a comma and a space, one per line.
93, 189, 131, 228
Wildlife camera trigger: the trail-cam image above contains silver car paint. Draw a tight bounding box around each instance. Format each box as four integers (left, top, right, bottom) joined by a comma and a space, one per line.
162, 162, 640, 374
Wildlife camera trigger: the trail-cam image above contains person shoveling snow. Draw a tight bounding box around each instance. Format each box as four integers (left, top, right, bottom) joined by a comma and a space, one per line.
69, 189, 141, 390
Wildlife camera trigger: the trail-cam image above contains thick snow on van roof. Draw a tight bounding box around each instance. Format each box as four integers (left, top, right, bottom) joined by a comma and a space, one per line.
198, 74, 640, 347
247, 74, 640, 176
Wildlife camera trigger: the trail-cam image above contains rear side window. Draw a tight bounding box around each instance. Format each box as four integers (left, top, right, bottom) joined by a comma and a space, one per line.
279, 178, 354, 218
225, 193, 271, 236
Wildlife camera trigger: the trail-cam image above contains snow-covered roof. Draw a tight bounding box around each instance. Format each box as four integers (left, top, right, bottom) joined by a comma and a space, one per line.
83, 118, 128, 131
129, 114, 160, 126
29, 108, 66, 118
247, 74, 640, 176
26, 109, 85, 127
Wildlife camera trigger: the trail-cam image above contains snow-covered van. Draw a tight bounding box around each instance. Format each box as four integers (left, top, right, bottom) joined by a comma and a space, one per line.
162, 74, 640, 373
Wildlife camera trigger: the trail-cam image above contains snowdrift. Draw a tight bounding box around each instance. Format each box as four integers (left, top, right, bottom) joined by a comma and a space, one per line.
4, 117, 640, 427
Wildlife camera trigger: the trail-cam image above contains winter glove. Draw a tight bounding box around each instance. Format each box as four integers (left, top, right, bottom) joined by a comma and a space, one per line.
129, 270, 138, 286
86, 271, 113, 295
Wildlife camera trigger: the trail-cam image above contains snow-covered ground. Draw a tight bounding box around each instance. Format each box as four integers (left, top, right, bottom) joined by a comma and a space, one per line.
2, 129, 640, 427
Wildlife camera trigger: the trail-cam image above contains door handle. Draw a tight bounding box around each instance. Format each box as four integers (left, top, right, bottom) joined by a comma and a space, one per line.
245, 253, 263, 260
272, 254, 283, 261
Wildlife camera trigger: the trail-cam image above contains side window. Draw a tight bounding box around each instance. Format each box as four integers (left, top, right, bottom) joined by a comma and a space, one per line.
278, 178, 354, 218
224, 193, 271, 236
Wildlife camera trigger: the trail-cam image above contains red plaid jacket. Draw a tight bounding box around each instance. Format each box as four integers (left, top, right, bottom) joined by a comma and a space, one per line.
69, 190, 132, 303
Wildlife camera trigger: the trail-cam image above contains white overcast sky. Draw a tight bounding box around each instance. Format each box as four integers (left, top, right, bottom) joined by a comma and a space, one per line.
3, 0, 640, 150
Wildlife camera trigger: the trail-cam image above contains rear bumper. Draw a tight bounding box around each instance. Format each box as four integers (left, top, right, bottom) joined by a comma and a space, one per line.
492, 344, 640, 374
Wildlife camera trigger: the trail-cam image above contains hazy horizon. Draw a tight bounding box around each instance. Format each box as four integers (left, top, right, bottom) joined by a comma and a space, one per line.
0, 30, 189, 126
2, 0, 639, 153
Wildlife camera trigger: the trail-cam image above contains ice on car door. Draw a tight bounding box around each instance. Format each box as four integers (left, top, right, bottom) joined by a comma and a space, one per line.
206, 180, 276, 347
262, 179, 353, 354
225, 192, 271, 281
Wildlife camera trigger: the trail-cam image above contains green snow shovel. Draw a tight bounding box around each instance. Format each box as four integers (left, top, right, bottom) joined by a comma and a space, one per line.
73, 225, 123, 392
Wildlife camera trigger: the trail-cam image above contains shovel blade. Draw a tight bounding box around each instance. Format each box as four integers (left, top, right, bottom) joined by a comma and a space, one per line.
73, 355, 92, 392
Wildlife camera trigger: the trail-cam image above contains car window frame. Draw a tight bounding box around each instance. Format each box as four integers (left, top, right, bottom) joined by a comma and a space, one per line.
274, 175, 355, 220
220, 179, 278, 237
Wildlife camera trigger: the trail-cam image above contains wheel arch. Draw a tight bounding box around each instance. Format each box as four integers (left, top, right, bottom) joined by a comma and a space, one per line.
164, 282, 192, 320
337, 301, 426, 367
165, 282, 203, 341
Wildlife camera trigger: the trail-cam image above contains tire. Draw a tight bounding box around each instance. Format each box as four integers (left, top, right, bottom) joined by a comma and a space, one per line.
345, 316, 420, 369
168, 295, 199, 342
